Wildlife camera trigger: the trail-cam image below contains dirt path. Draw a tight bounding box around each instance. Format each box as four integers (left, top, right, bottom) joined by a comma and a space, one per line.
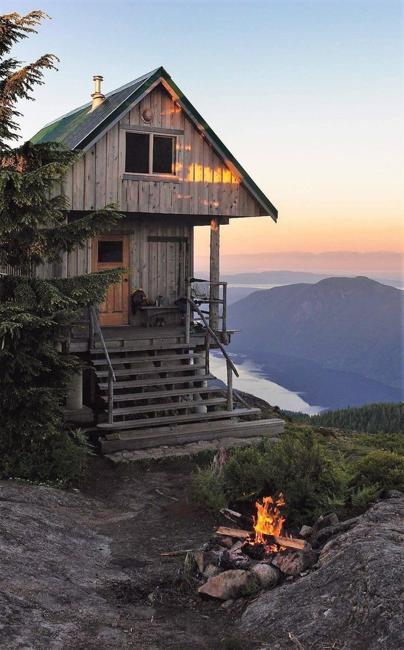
82, 457, 258, 650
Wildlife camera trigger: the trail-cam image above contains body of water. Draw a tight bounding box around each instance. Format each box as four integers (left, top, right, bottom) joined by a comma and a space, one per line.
210, 353, 323, 415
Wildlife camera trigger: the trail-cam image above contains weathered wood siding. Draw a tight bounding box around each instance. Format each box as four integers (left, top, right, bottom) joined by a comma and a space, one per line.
61, 221, 193, 314
62, 84, 262, 217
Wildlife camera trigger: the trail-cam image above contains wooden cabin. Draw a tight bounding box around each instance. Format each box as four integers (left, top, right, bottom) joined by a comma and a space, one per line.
32, 67, 283, 453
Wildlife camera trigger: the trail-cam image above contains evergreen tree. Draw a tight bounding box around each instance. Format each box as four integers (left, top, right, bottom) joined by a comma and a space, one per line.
0, 11, 122, 483
311, 402, 403, 434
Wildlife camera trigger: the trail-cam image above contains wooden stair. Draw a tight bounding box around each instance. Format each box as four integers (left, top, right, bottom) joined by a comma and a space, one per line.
91, 337, 284, 453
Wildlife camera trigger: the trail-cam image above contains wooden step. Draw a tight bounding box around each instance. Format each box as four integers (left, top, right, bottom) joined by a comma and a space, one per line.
97, 407, 261, 430
108, 386, 224, 403
92, 353, 201, 367
101, 418, 285, 452
91, 342, 190, 355
95, 363, 205, 379
98, 374, 214, 391
111, 397, 227, 417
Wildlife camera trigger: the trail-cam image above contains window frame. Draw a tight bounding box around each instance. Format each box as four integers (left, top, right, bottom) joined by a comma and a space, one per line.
124, 131, 177, 177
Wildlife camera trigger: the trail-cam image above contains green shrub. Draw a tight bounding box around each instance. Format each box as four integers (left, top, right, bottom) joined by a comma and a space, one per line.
350, 484, 381, 512
263, 429, 346, 527
223, 445, 268, 501
189, 431, 346, 527
351, 450, 404, 493
0, 426, 88, 486
190, 464, 227, 512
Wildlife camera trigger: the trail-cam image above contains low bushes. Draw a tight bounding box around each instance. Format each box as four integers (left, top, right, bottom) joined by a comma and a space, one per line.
189, 427, 404, 526
263, 429, 346, 526
190, 464, 227, 512
0, 425, 88, 486
190, 429, 346, 527
223, 446, 268, 503
350, 450, 404, 494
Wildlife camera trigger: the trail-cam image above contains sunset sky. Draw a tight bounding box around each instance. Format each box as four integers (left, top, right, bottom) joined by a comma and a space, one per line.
11, 0, 403, 271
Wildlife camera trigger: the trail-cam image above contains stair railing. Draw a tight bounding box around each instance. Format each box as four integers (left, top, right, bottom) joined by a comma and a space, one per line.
186, 278, 228, 335
88, 305, 116, 425
186, 297, 238, 411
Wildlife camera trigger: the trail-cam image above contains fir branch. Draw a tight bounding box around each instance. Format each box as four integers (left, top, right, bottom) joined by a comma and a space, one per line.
42, 206, 123, 259
0, 12, 57, 149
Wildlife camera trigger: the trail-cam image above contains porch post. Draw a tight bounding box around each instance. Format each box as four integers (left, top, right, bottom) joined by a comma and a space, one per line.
66, 368, 83, 411
209, 217, 220, 331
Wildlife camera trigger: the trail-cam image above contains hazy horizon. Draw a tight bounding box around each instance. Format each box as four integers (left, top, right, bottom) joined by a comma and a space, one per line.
194, 249, 403, 276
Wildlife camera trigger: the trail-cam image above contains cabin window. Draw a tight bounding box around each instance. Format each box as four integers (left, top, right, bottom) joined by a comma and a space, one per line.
98, 240, 123, 263
153, 135, 175, 174
125, 132, 176, 175
125, 133, 149, 174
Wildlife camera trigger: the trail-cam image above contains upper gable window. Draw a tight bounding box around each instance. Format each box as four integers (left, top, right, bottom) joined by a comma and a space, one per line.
125, 133, 149, 174
125, 132, 175, 175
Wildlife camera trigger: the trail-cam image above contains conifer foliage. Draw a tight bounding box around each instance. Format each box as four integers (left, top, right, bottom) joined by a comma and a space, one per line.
0, 12, 121, 483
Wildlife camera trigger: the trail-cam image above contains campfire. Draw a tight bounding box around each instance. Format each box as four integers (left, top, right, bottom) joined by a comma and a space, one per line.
162, 492, 341, 603
161, 491, 319, 605
253, 494, 286, 550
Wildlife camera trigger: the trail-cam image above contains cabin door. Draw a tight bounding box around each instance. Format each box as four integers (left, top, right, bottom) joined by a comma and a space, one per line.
147, 236, 189, 303
92, 235, 129, 327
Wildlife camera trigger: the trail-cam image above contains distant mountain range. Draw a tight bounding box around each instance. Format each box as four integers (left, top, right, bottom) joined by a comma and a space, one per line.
228, 277, 403, 409
222, 271, 403, 305
224, 271, 331, 284
223, 270, 402, 287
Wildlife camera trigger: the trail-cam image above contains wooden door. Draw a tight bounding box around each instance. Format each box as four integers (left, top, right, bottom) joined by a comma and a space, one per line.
147, 236, 189, 303
92, 235, 129, 326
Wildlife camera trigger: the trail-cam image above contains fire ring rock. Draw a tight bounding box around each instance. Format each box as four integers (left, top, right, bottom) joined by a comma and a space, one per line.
251, 563, 280, 589
198, 569, 259, 600
273, 547, 318, 576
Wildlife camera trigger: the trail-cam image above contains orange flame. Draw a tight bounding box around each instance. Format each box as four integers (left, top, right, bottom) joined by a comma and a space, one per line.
253, 494, 286, 548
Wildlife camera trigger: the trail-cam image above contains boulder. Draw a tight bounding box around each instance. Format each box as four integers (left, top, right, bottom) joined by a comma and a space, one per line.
310, 516, 359, 549
272, 547, 318, 576
198, 570, 258, 600
251, 563, 280, 589
220, 548, 250, 570
311, 512, 339, 535
299, 524, 313, 538
203, 563, 221, 578
241, 496, 404, 649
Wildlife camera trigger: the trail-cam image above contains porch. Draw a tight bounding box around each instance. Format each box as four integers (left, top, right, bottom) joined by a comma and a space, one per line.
66, 297, 284, 452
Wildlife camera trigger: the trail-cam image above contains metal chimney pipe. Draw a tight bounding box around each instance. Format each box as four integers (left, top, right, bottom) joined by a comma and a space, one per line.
91, 75, 105, 110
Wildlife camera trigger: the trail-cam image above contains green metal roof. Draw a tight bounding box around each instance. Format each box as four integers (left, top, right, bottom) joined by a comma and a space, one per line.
31, 67, 277, 221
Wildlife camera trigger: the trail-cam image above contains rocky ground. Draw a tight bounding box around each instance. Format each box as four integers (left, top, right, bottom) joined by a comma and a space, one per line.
0, 457, 403, 649
243, 492, 404, 649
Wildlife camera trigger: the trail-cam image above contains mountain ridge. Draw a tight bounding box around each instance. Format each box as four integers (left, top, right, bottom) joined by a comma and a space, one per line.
228, 277, 403, 405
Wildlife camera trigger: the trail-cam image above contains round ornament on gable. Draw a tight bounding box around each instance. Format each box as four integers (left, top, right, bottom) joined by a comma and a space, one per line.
141, 108, 153, 123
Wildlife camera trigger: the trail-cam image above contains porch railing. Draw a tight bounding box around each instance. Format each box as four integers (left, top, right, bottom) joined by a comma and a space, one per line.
186, 278, 228, 336
185, 296, 238, 411
88, 305, 116, 424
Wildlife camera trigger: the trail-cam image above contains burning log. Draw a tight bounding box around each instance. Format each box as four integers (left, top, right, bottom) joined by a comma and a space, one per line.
215, 526, 250, 540
214, 526, 307, 551
272, 536, 306, 551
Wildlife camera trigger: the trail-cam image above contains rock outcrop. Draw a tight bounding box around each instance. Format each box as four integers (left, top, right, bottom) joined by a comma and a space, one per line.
0, 481, 129, 649
241, 494, 404, 649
